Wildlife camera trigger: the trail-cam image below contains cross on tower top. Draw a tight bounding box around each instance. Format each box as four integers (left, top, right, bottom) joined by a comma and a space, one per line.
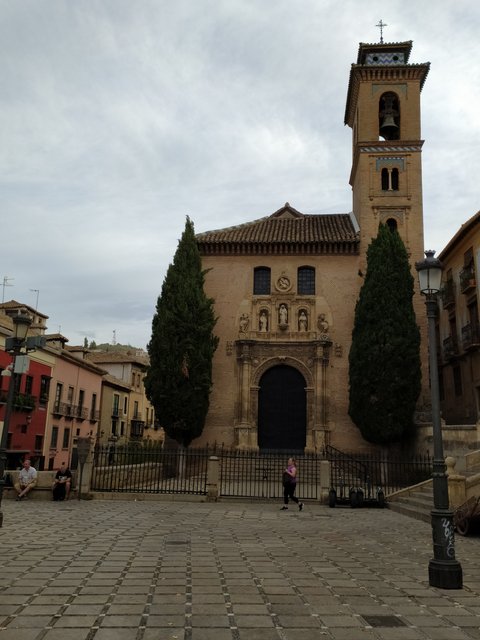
375, 19, 388, 44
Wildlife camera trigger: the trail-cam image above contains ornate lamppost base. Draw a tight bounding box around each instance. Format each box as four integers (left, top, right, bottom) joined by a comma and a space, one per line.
429, 559, 463, 590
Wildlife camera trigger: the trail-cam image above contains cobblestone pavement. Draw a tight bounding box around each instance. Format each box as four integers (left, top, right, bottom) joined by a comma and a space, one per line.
0, 498, 479, 640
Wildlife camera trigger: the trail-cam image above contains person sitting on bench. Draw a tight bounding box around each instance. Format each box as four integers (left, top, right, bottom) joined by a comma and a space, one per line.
52, 463, 72, 501
14, 459, 37, 501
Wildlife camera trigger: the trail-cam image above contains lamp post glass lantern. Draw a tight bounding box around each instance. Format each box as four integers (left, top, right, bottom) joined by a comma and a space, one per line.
415, 250, 463, 589
0, 309, 33, 527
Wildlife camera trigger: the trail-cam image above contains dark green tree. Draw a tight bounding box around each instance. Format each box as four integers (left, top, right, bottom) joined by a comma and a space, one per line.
145, 217, 218, 448
348, 224, 421, 444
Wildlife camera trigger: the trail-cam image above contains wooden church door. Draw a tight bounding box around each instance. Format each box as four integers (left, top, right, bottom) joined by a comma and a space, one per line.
257, 365, 306, 451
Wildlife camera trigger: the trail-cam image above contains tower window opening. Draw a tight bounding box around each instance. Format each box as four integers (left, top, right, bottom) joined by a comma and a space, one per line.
379, 92, 400, 140
386, 218, 398, 232
381, 168, 389, 190
392, 168, 399, 190
381, 167, 399, 191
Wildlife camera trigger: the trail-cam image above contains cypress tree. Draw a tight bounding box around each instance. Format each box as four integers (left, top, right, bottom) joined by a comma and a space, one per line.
348, 223, 421, 444
145, 217, 218, 448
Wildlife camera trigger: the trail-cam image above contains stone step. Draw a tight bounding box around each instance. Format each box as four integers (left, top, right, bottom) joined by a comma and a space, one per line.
387, 500, 431, 524
387, 486, 433, 524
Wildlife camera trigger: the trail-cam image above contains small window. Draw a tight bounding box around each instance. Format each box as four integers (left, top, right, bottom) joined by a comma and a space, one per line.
51, 426, 59, 448
34, 435, 43, 451
62, 428, 70, 449
91, 393, 97, 419
298, 267, 315, 295
55, 383, 63, 406
40, 376, 51, 405
254, 267, 271, 295
25, 375, 33, 396
453, 366, 463, 397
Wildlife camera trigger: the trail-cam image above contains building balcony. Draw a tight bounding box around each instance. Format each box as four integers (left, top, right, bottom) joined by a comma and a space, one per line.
89, 409, 100, 422
130, 419, 145, 439
0, 392, 37, 411
52, 402, 74, 418
74, 405, 89, 420
441, 281, 456, 309
462, 322, 480, 350
460, 267, 476, 294
14, 393, 37, 411
443, 335, 459, 361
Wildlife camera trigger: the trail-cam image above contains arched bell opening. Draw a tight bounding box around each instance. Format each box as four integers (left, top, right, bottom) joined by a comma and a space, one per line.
379, 92, 400, 141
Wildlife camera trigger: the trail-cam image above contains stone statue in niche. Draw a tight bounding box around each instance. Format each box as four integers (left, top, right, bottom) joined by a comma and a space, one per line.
318, 313, 329, 333
298, 310, 308, 332
259, 311, 268, 332
278, 304, 288, 325
239, 313, 249, 333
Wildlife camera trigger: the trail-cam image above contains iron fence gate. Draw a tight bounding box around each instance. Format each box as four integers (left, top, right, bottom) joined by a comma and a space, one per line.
218, 449, 321, 499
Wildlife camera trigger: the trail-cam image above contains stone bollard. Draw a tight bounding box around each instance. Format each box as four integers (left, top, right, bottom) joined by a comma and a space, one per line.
206, 456, 220, 502
319, 460, 331, 504
446, 456, 466, 509
77, 437, 95, 500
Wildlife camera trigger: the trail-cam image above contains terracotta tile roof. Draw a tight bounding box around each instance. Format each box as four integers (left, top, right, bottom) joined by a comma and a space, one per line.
196, 204, 359, 256
0, 300, 48, 319
86, 351, 149, 367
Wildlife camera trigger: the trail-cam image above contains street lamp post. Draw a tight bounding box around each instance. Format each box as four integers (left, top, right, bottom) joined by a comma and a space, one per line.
0, 309, 33, 527
416, 250, 463, 589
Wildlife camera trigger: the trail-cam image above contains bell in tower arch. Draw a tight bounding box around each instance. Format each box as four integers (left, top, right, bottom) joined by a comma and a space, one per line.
379, 93, 400, 140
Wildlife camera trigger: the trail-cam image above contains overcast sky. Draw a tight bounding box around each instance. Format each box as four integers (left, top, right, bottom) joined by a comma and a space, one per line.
2, 1, 480, 348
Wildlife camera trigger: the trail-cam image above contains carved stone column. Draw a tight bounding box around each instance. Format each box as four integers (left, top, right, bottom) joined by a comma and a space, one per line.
310, 336, 332, 452
235, 341, 255, 449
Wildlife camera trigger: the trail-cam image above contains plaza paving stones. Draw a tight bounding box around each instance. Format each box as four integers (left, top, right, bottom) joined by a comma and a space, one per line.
0, 500, 480, 639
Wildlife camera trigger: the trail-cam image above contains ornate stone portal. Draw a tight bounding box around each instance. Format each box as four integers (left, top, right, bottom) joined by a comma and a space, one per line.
234, 333, 333, 452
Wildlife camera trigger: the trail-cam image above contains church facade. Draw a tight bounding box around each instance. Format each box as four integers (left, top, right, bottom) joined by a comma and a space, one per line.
196, 40, 431, 452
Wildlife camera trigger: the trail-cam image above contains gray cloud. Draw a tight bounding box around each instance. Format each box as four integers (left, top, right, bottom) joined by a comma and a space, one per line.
1, 0, 479, 346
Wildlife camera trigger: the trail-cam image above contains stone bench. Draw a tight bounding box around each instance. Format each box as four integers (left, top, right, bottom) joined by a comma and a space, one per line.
3, 470, 77, 501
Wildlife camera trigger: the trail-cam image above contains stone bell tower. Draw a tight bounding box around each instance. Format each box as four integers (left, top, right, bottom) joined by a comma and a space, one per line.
344, 38, 432, 415
344, 39, 430, 264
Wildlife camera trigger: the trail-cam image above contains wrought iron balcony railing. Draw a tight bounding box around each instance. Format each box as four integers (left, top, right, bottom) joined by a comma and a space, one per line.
461, 322, 480, 350
460, 267, 476, 294
443, 335, 459, 360
441, 280, 456, 309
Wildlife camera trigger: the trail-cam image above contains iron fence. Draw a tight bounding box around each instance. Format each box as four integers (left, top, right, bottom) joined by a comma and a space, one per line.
91, 444, 209, 494
218, 448, 321, 500
325, 445, 433, 498
90, 443, 433, 500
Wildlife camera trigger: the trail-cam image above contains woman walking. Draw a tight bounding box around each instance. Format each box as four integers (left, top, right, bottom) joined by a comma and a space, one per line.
281, 457, 304, 511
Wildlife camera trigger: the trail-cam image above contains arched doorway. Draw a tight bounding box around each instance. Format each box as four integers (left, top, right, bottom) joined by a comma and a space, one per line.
257, 365, 306, 451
